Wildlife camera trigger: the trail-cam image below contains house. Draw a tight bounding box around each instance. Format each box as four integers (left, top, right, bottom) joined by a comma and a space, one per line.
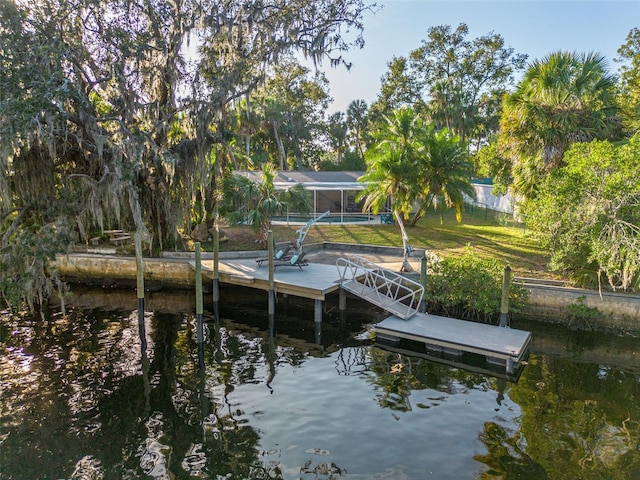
237, 171, 373, 216
237, 171, 515, 219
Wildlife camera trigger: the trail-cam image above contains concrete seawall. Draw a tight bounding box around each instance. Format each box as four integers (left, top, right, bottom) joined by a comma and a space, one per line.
55, 244, 640, 335
55, 253, 198, 288
520, 280, 640, 333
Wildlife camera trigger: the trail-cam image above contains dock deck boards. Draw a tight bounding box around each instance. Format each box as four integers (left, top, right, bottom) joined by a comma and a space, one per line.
196, 258, 342, 300
375, 313, 531, 364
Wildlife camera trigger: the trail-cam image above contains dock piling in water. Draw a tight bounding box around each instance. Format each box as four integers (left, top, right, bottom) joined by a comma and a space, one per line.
499, 265, 511, 327
212, 224, 220, 303
420, 254, 428, 313
135, 233, 146, 348
268, 230, 275, 317
195, 242, 204, 343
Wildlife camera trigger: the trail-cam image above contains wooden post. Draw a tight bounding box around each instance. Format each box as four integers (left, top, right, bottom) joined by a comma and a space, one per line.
135, 233, 146, 349
195, 242, 204, 343
420, 253, 428, 313
314, 299, 323, 345
339, 288, 346, 312
212, 224, 220, 303
268, 230, 275, 317
212, 224, 220, 321
498, 265, 511, 327
314, 299, 322, 324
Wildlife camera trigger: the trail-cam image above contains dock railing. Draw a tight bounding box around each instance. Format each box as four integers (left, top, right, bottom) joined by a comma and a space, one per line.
336, 256, 424, 319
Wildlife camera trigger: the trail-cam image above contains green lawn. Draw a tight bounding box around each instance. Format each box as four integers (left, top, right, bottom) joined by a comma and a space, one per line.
218, 208, 553, 279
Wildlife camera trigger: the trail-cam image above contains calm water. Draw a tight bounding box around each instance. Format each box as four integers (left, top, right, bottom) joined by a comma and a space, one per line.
1, 287, 639, 480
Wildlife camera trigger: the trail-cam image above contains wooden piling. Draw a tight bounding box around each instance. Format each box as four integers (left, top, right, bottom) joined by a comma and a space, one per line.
420, 254, 428, 313
339, 288, 346, 312
498, 265, 511, 327
268, 230, 275, 316
135, 233, 146, 348
212, 224, 220, 303
195, 242, 204, 343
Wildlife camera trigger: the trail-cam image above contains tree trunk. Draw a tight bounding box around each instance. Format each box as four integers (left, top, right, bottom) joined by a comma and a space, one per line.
273, 121, 286, 170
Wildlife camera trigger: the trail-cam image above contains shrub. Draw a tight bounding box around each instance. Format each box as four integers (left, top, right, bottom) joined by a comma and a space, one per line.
566, 295, 600, 331
424, 246, 529, 323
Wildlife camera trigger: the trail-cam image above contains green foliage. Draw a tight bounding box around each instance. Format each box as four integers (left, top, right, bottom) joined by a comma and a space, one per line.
413, 126, 476, 225
499, 50, 621, 198
0, 219, 74, 311
346, 99, 370, 159
475, 140, 512, 196
524, 136, 640, 290
217, 166, 311, 243
372, 23, 527, 149
358, 107, 426, 217
425, 247, 529, 323
0, 0, 373, 309
616, 27, 640, 135
359, 107, 476, 226
566, 296, 600, 331
316, 150, 365, 171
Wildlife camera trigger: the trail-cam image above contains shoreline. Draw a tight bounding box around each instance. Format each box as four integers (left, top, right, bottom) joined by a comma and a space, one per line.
55, 242, 640, 335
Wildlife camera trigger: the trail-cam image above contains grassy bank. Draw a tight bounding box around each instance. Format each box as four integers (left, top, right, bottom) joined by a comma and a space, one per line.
215, 208, 552, 279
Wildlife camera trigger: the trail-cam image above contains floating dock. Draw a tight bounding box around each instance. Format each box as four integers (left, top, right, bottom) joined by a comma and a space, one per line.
374, 313, 532, 375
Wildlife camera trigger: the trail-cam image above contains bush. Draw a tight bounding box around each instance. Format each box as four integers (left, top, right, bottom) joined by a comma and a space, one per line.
566, 295, 600, 331
425, 246, 529, 323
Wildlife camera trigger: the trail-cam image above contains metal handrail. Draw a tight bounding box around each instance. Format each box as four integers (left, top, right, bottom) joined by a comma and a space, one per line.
336, 256, 424, 319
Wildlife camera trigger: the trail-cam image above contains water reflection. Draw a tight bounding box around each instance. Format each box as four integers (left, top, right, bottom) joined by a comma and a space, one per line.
1, 288, 639, 479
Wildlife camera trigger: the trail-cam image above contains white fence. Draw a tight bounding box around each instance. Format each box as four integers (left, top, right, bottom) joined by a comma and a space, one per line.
465, 183, 520, 217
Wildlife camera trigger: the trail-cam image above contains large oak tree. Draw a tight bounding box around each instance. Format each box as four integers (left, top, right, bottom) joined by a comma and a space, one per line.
0, 0, 375, 309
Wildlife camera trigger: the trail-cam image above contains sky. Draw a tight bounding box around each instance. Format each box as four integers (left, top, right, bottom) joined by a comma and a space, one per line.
313, 0, 640, 113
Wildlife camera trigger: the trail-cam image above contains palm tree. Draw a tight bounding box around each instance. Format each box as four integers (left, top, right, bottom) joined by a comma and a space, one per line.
233, 96, 261, 165
357, 108, 425, 220
499, 51, 620, 196
359, 108, 476, 227
327, 111, 348, 164
410, 127, 476, 226
346, 99, 369, 160
218, 165, 311, 243
261, 97, 287, 170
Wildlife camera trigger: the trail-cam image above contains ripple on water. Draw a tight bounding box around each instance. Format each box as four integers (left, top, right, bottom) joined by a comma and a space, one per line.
70, 455, 104, 480
138, 438, 172, 479
181, 443, 209, 478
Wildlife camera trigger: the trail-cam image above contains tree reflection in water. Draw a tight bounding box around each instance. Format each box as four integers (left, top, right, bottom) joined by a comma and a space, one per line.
1, 290, 639, 479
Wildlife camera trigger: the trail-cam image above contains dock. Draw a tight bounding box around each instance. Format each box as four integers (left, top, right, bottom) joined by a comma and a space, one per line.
195, 257, 346, 324
197, 258, 342, 301
194, 254, 531, 376
374, 313, 531, 375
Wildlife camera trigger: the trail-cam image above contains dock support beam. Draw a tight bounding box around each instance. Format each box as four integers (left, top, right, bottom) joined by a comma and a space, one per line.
314, 299, 323, 324
135, 233, 146, 351
314, 299, 322, 344
195, 242, 204, 343
212, 224, 220, 320
268, 230, 275, 317
339, 288, 346, 312
506, 356, 514, 375
420, 254, 428, 313
498, 265, 511, 327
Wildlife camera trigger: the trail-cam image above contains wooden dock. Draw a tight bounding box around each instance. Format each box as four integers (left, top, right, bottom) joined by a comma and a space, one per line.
196, 258, 343, 301
374, 313, 531, 375
193, 254, 532, 377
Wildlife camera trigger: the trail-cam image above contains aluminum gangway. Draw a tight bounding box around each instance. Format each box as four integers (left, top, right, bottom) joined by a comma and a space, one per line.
336, 256, 424, 320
